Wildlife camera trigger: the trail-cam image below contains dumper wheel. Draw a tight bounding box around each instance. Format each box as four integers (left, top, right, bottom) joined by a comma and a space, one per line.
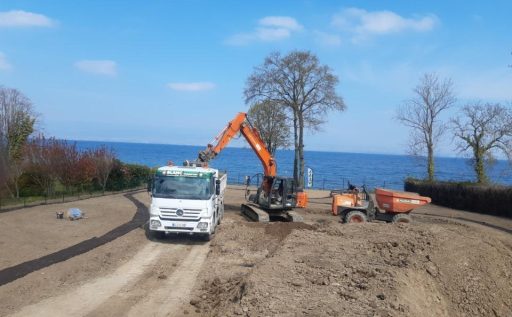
344, 210, 367, 224
392, 214, 412, 224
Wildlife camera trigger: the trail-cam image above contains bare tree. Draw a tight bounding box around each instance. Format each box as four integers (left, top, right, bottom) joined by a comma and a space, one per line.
0, 140, 7, 190
396, 73, 456, 182
0, 87, 36, 197
24, 135, 61, 196
452, 102, 512, 184
247, 100, 290, 155
91, 146, 116, 192
245, 51, 345, 187
54, 141, 92, 191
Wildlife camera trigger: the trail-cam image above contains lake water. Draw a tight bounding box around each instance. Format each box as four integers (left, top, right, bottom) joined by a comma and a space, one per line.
75, 140, 512, 190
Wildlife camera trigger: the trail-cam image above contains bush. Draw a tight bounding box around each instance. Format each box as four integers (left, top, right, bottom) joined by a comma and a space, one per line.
105, 160, 151, 191
404, 178, 512, 219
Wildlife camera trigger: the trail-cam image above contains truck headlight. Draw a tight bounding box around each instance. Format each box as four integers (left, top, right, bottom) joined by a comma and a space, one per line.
197, 222, 209, 229
150, 220, 161, 228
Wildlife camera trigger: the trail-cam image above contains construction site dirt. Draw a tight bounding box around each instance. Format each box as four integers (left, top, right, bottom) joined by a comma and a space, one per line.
0, 186, 511, 317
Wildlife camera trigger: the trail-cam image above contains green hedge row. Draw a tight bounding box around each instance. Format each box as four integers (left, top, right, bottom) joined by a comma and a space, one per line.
404, 178, 512, 219
5, 160, 151, 197
106, 160, 151, 191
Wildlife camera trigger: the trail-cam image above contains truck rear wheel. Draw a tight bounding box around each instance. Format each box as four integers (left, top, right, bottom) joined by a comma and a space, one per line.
392, 213, 412, 223
344, 210, 367, 224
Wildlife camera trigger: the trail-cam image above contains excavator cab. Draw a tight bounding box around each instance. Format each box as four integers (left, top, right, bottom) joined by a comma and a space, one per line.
198, 112, 306, 222
251, 176, 297, 210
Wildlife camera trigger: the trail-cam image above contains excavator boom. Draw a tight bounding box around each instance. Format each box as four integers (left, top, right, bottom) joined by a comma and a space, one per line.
197, 111, 307, 221
198, 112, 276, 176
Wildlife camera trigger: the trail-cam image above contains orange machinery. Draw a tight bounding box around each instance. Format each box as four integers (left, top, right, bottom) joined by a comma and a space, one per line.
197, 112, 307, 222
331, 185, 431, 224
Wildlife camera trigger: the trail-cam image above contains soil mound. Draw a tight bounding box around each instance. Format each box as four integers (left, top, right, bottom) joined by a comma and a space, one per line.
192, 219, 512, 316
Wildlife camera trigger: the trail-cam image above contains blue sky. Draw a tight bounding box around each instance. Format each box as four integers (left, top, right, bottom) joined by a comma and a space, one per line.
0, 0, 511, 156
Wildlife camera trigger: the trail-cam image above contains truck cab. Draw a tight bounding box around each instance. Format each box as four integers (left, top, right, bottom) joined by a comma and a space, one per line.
148, 163, 226, 241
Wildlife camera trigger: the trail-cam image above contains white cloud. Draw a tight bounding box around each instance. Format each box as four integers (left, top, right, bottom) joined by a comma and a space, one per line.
259, 16, 303, 31
167, 82, 215, 92
226, 16, 303, 45
314, 31, 342, 47
0, 52, 12, 70
332, 8, 438, 41
74, 60, 117, 77
0, 10, 55, 28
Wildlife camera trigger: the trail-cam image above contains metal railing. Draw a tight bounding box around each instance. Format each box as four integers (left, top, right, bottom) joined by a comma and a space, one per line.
0, 185, 146, 212
227, 172, 403, 191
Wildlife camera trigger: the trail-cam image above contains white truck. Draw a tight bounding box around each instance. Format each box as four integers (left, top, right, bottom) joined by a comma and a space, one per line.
148, 162, 226, 241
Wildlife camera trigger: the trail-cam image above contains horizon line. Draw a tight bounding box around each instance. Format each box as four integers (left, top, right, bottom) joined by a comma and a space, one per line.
66, 138, 472, 160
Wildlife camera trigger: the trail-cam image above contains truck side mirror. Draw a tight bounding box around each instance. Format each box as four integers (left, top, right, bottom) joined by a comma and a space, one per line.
215, 179, 221, 195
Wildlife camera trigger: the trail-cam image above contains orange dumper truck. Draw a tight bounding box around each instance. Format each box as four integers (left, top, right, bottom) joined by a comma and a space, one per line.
332, 185, 431, 224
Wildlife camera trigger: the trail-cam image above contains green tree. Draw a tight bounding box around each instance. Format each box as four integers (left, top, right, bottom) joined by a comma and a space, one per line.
0, 87, 36, 197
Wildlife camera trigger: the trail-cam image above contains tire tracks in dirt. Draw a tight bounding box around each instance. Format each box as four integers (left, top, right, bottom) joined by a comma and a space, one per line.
125, 243, 209, 317
9, 240, 209, 317
415, 213, 512, 235
8, 242, 166, 317
0, 192, 147, 286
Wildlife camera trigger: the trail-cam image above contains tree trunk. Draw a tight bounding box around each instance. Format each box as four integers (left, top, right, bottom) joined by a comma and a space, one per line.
292, 111, 299, 186
298, 113, 305, 188
474, 149, 488, 184
14, 179, 19, 199
427, 144, 434, 182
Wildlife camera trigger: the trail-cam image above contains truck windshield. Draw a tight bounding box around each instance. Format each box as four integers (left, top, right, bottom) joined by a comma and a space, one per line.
152, 176, 213, 200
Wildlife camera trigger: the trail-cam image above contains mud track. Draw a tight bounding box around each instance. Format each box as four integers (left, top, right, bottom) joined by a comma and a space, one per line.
0, 192, 148, 286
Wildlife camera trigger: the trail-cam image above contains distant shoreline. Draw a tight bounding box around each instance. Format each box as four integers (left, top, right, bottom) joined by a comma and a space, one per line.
67, 139, 473, 160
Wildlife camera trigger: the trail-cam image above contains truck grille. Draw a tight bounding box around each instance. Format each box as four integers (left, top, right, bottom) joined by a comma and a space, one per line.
159, 207, 201, 220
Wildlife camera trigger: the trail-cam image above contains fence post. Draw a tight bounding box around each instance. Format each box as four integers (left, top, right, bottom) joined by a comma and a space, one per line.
322, 178, 325, 190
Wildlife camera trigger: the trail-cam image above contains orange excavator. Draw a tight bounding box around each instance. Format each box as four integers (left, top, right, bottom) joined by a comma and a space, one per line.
198, 112, 307, 222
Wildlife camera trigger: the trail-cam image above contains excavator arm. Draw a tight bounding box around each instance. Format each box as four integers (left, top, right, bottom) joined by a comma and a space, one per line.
198, 112, 277, 176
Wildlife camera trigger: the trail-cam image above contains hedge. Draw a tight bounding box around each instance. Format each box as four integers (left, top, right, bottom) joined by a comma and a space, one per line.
404, 178, 512, 219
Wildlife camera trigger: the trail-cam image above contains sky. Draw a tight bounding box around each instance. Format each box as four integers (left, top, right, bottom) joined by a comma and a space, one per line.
0, 0, 511, 156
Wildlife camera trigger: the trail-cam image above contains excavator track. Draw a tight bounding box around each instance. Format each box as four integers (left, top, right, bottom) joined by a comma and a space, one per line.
241, 203, 303, 222
241, 203, 270, 222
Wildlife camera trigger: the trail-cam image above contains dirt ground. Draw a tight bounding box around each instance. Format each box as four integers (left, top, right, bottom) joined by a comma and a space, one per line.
0, 186, 511, 317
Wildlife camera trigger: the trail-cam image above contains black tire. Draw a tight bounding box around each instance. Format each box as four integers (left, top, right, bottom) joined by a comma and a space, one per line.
344, 210, 368, 224
211, 216, 216, 234
392, 213, 412, 223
